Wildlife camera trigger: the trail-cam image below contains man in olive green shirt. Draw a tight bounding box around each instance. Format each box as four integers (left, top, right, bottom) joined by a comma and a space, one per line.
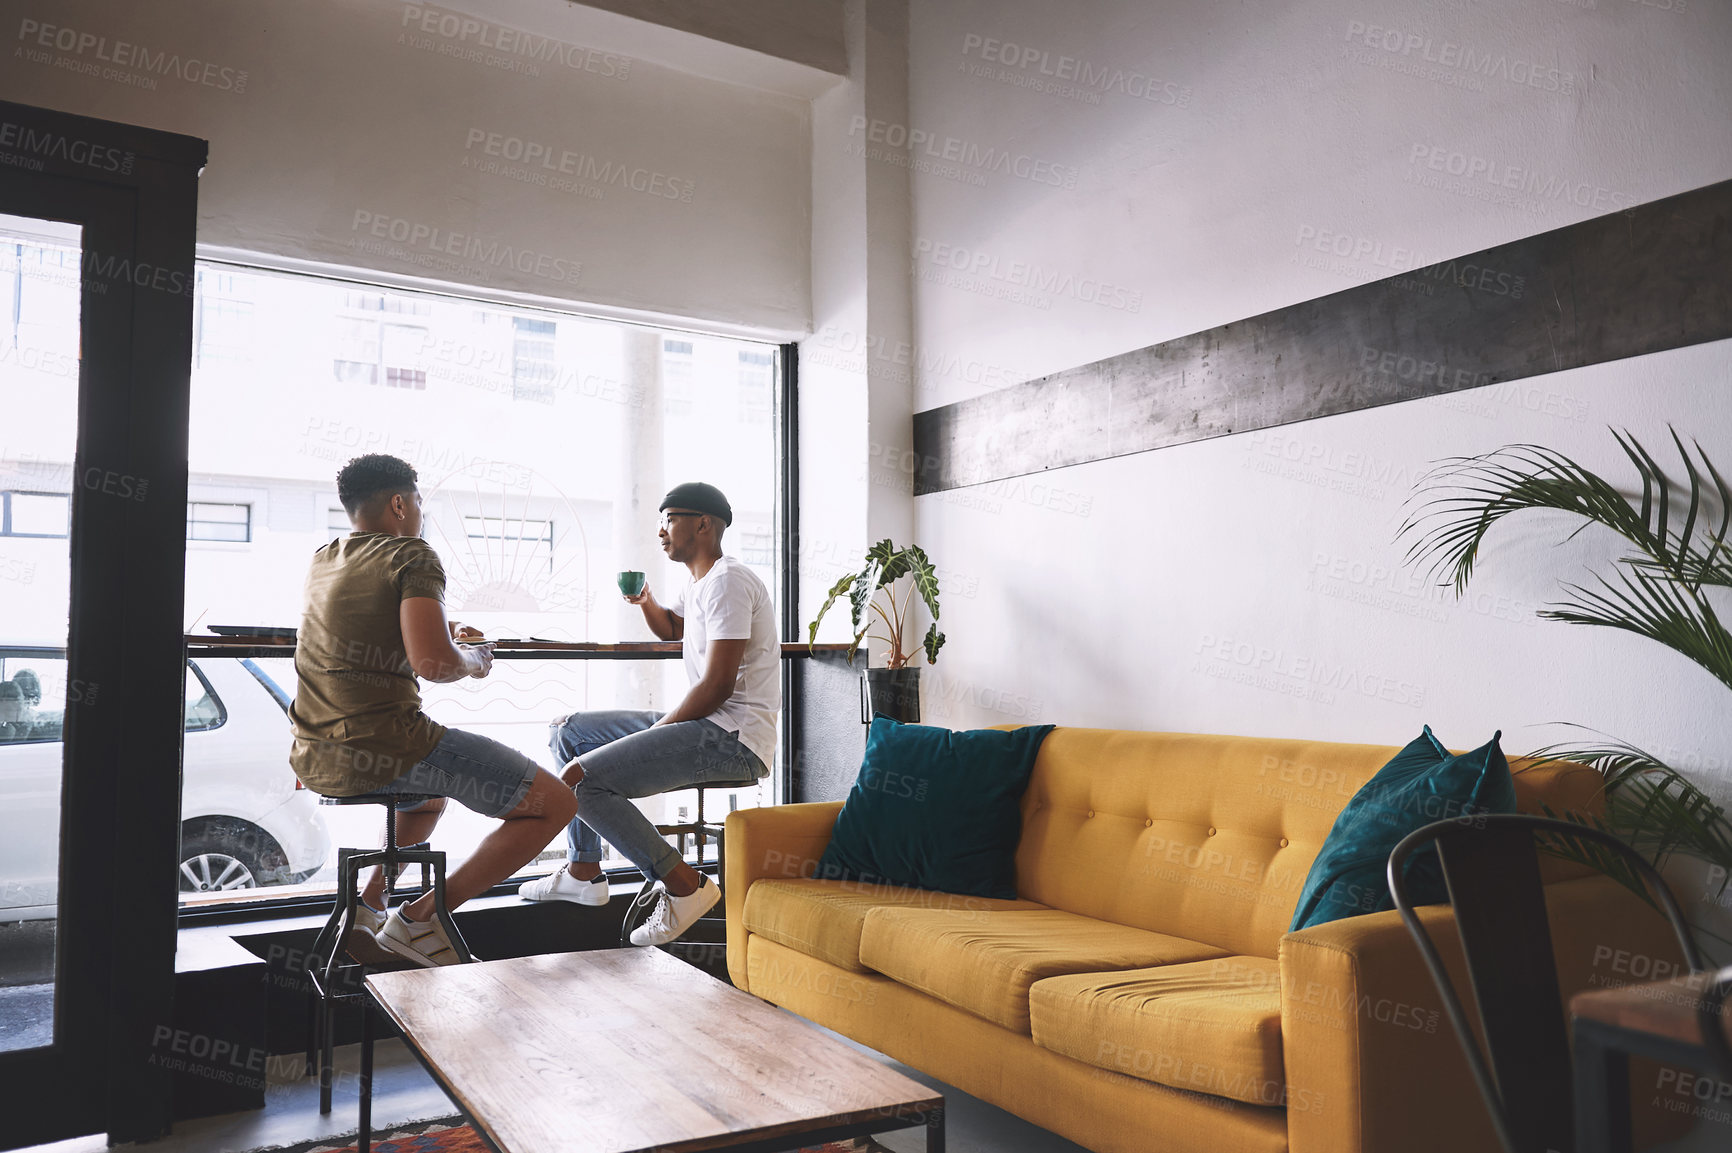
290, 454, 576, 966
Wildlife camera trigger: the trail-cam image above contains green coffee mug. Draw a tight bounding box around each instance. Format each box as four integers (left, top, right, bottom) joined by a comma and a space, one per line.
617, 570, 646, 597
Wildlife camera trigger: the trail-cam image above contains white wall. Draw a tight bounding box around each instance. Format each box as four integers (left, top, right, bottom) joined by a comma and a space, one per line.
0, 0, 817, 334
901, 0, 1732, 790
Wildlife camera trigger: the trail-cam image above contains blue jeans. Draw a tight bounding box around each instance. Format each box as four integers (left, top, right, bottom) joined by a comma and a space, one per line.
376, 728, 540, 819
550, 710, 767, 881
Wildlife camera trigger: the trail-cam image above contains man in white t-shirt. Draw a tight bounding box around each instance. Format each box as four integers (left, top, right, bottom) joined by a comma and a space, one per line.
519, 482, 779, 945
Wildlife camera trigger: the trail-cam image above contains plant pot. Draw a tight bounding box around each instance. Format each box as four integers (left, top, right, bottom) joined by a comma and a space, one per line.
862, 667, 921, 724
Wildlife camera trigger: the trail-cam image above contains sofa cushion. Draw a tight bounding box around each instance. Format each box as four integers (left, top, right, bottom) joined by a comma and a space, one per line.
858, 907, 1229, 1033
1289, 727, 1517, 932
1029, 957, 1286, 1106
742, 878, 1045, 973
818, 718, 1055, 899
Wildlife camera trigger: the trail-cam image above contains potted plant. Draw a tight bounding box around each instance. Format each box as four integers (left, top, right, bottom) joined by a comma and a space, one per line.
1402, 428, 1732, 949
808, 539, 945, 723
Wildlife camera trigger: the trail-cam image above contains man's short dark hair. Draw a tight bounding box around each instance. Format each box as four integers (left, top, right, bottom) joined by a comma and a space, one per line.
10, 670, 40, 704
337, 455, 418, 517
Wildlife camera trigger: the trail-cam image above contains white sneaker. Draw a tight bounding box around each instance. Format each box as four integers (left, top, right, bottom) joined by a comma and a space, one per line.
343, 903, 398, 966
629, 878, 720, 947
518, 866, 611, 906
376, 908, 465, 968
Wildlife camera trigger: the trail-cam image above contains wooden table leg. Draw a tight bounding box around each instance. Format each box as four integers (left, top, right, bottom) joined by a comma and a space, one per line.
1573, 1022, 1631, 1153
926, 1105, 945, 1153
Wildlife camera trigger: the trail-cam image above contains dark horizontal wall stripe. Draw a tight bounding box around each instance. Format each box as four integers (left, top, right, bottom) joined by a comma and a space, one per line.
912, 179, 1732, 494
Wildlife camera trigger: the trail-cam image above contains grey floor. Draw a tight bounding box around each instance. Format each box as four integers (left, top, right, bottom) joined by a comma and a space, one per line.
22, 1014, 1088, 1153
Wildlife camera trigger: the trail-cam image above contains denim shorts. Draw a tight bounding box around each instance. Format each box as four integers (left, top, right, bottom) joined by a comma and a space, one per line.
377, 727, 541, 819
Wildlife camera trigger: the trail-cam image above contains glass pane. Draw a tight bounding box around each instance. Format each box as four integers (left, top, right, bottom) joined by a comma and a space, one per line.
183, 267, 782, 904
10, 494, 69, 537
0, 212, 81, 1052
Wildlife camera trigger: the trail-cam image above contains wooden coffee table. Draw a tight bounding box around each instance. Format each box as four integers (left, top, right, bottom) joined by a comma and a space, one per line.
362, 948, 944, 1153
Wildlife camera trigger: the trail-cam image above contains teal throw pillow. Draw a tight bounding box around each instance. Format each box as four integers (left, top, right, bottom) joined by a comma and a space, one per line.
816, 717, 1055, 900
1288, 726, 1517, 932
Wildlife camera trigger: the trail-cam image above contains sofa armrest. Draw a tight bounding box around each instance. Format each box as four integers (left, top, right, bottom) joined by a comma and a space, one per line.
1279, 873, 1688, 1153
724, 802, 844, 991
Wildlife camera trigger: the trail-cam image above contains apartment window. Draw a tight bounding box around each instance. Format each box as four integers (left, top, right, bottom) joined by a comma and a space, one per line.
0, 492, 69, 538
186, 502, 251, 543
333, 308, 428, 388
739, 526, 775, 568
663, 339, 693, 416
327, 508, 350, 541
738, 349, 774, 426
332, 317, 379, 383
463, 515, 554, 573
194, 270, 255, 366
345, 290, 431, 315
512, 317, 557, 405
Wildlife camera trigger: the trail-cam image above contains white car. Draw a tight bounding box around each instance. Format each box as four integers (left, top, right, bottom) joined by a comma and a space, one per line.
0, 648, 332, 919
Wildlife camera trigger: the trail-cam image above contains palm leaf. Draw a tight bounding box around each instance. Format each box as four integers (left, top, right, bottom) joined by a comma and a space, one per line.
1541, 568, 1732, 693
1401, 431, 1732, 595
1528, 735, 1732, 867
1399, 429, 1732, 940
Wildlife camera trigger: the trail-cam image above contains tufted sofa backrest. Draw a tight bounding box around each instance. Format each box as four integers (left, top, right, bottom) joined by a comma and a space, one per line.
1011, 728, 1604, 959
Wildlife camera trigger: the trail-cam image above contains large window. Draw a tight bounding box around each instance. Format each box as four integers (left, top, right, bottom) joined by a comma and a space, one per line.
0, 231, 787, 910
187, 263, 782, 905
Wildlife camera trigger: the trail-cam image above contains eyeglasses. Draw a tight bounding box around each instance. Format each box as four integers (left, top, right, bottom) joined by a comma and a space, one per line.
658, 511, 706, 529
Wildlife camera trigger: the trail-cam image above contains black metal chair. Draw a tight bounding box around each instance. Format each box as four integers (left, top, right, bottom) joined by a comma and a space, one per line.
1387, 812, 1706, 1153
1697, 964, 1732, 1080
303, 792, 470, 1116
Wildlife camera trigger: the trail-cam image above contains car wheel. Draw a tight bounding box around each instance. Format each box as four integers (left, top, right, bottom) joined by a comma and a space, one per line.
179, 834, 259, 886
178, 820, 290, 893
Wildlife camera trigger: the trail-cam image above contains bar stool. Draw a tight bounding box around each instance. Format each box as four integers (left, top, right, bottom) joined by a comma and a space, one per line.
303, 791, 471, 1116
619, 785, 731, 946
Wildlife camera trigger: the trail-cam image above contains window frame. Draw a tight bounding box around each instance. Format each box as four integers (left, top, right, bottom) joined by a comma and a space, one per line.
0, 491, 72, 539
185, 500, 253, 544
168, 263, 797, 925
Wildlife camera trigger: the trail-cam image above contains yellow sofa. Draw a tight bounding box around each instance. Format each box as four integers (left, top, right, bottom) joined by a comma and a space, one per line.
724, 728, 1687, 1153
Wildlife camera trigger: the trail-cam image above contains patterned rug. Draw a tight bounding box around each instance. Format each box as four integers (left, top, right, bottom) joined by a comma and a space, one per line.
261, 1117, 891, 1153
